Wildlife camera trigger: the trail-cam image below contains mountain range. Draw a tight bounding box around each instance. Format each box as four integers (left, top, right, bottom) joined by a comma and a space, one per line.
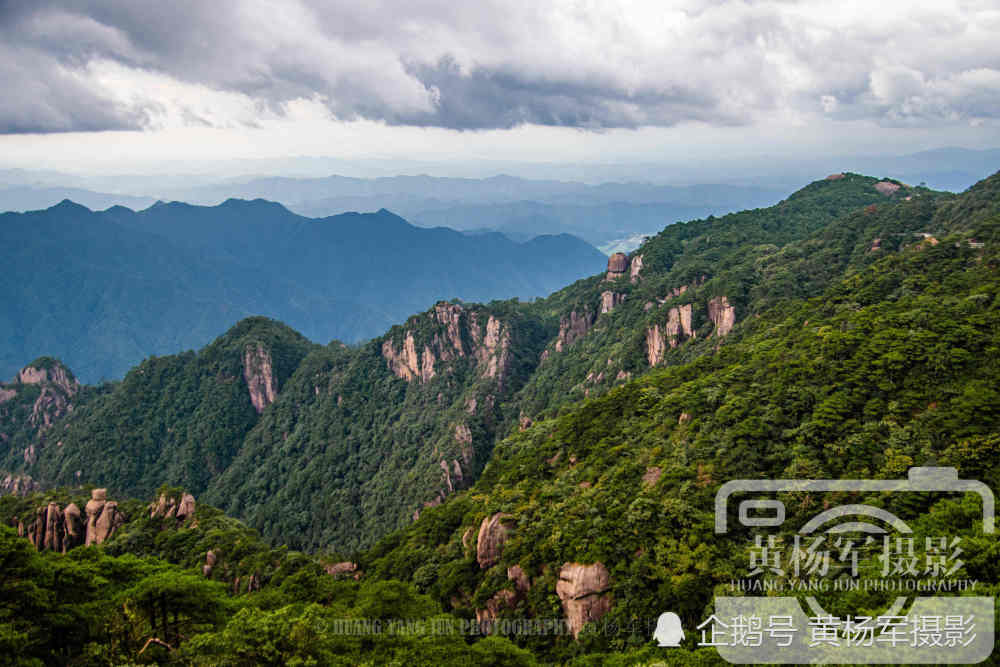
0, 199, 605, 382
2, 167, 999, 664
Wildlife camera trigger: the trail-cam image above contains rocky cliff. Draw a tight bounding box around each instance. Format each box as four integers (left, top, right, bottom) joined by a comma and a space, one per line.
15, 488, 123, 552
556, 562, 613, 638
381, 301, 514, 389
243, 343, 278, 413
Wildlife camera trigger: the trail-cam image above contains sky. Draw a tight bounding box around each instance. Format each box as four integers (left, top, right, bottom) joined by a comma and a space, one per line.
1, 0, 999, 178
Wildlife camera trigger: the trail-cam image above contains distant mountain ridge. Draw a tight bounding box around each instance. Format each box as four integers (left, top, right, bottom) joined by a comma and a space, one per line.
0, 198, 606, 382
5, 169, 979, 557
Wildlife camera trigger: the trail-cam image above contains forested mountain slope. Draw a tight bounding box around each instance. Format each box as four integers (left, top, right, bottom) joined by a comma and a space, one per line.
0, 199, 605, 382
360, 171, 1000, 663
2, 172, 987, 558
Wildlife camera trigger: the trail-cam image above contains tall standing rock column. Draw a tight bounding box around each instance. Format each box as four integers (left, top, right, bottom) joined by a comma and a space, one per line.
85, 488, 123, 545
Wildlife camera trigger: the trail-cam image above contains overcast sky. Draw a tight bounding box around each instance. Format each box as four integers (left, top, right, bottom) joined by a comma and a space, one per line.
1, 0, 998, 177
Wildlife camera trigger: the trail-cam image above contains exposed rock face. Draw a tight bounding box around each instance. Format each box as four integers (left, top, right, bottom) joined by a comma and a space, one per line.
647, 304, 694, 366
382, 303, 512, 388
42, 502, 64, 551
826, 173, 845, 180
0, 388, 15, 403
85, 488, 123, 546
177, 493, 196, 519
476, 589, 518, 624
605, 252, 629, 280
666, 304, 693, 340
554, 310, 594, 352
149, 492, 196, 520
477, 316, 512, 388
243, 343, 278, 414
1, 473, 39, 496
875, 180, 901, 195
629, 254, 643, 282
476, 565, 533, 623
508, 565, 531, 593
382, 333, 421, 382
646, 323, 666, 366
708, 296, 736, 336
325, 561, 361, 579
434, 302, 466, 356
28, 387, 72, 429
19, 363, 79, 396
14, 362, 81, 430
556, 562, 613, 638
203, 550, 217, 577
642, 467, 662, 487
64, 503, 83, 543
600, 291, 625, 314
476, 513, 512, 569
23, 501, 85, 552
440, 458, 466, 494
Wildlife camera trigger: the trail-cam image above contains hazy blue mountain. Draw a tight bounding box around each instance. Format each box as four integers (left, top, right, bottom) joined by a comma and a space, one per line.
0, 186, 156, 213
160, 176, 782, 248
0, 199, 605, 382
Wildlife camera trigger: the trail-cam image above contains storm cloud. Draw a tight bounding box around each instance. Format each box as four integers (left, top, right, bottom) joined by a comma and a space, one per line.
1, 0, 999, 133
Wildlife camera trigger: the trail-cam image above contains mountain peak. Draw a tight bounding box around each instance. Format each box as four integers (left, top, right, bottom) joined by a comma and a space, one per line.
17, 357, 79, 395
218, 197, 292, 214
50, 199, 90, 213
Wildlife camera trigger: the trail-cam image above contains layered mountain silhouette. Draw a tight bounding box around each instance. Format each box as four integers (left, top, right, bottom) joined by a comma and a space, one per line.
0, 199, 605, 382
4, 168, 1000, 664
8, 170, 989, 556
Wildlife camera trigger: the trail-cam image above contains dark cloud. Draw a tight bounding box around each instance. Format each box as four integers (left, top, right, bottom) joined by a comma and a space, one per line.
395, 58, 736, 130
0, 1, 998, 134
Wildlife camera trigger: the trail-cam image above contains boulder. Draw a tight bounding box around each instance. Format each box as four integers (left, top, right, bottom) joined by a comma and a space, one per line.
629, 254, 643, 282
43, 503, 64, 552
556, 562, 613, 638
476, 513, 512, 569
64, 503, 83, 547
325, 562, 362, 579
85, 489, 122, 545
605, 253, 628, 280
176, 493, 196, 520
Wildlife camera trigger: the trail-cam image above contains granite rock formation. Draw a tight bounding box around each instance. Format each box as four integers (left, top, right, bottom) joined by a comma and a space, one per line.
243, 343, 278, 414
476, 513, 512, 569
556, 562, 613, 638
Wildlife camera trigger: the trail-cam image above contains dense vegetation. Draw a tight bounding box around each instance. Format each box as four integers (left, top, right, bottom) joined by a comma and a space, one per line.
0, 199, 604, 382
9, 318, 316, 497
0, 172, 970, 554
362, 175, 1000, 663
2, 170, 1000, 664
0, 488, 537, 666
